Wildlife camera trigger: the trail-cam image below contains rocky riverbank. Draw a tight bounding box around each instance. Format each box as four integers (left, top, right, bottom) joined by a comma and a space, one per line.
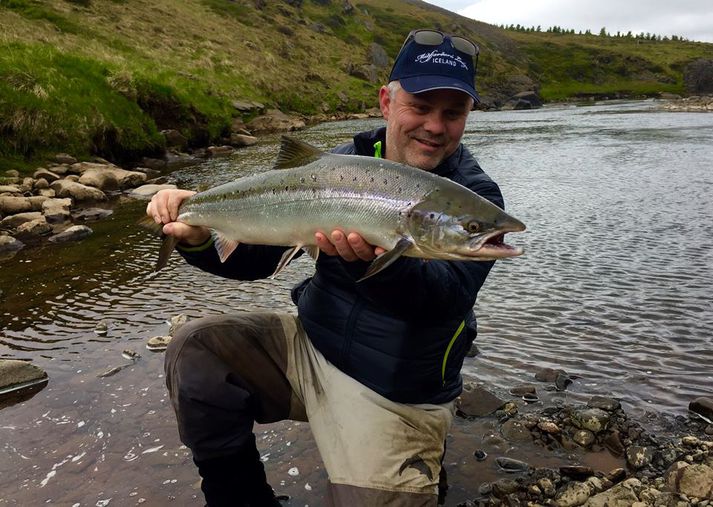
454, 374, 713, 506
658, 95, 713, 112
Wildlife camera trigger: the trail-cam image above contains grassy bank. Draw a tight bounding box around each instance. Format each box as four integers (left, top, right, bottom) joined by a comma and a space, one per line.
1, 0, 711, 173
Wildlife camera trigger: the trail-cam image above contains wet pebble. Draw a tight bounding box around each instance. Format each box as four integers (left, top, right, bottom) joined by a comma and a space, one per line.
495, 457, 529, 473
146, 336, 172, 352
94, 321, 108, 336
473, 449, 487, 461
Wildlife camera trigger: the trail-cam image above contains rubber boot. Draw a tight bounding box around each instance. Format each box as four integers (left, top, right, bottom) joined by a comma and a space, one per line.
194, 434, 280, 507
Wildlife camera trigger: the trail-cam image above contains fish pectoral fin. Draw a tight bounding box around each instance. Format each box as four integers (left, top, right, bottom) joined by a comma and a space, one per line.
273, 136, 324, 170
358, 237, 414, 282
270, 245, 303, 279
213, 232, 240, 263
303, 245, 320, 261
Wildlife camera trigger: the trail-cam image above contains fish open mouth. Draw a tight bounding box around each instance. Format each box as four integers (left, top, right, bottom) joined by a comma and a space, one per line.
477, 232, 524, 257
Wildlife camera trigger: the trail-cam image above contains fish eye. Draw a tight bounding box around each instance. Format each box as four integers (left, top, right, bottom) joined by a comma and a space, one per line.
465, 221, 480, 233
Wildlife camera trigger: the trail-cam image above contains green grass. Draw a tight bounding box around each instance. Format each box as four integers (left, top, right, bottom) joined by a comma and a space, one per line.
0, 0, 711, 173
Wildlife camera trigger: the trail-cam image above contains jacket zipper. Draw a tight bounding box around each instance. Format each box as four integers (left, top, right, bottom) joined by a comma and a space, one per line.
340, 297, 366, 366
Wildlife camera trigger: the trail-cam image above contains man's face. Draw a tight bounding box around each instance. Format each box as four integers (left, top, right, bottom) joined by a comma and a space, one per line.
379, 85, 472, 171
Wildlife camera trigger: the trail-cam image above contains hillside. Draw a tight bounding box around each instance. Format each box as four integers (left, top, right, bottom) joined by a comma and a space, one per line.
1, 0, 712, 171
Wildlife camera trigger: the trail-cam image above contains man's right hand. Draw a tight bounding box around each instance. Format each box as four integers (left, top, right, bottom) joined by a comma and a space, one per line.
146, 189, 211, 246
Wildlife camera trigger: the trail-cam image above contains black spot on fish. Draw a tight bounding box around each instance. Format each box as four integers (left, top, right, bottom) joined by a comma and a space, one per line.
340, 175, 344, 181
429, 213, 435, 219
284, 186, 289, 191
383, 179, 388, 185
310, 174, 317, 181
353, 177, 357, 182
300, 177, 305, 183
416, 183, 421, 189
370, 177, 374, 183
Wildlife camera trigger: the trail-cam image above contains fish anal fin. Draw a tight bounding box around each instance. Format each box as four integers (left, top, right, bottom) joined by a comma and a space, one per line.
358, 237, 414, 282
273, 136, 324, 170
213, 232, 240, 263
270, 245, 303, 278
303, 245, 320, 261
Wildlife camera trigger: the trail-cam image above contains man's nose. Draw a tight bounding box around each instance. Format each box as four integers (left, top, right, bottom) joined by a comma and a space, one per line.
423, 111, 446, 134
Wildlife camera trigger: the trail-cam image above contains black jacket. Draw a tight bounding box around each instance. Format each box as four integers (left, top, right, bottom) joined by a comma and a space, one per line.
179, 128, 503, 404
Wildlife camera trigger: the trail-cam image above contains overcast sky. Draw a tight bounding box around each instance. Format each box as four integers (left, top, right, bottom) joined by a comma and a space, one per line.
423, 0, 713, 43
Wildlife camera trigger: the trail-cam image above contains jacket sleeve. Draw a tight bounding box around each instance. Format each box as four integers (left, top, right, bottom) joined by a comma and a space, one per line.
177, 238, 295, 281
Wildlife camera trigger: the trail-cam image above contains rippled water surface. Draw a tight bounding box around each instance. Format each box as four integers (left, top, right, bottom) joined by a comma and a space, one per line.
1, 100, 712, 504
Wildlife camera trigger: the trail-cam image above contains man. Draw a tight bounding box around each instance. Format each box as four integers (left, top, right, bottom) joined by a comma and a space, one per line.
147, 29, 505, 506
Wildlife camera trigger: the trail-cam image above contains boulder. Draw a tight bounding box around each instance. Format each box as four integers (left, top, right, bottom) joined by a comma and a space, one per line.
72, 208, 113, 221
0, 360, 48, 395
684, 59, 713, 94
0, 211, 43, 229
42, 198, 72, 223
368, 42, 390, 68
50, 180, 107, 201
33, 178, 49, 190
35, 188, 56, 198
457, 385, 505, 417
54, 153, 77, 165
570, 408, 610, 433
0, 196, 33, 215
128, 184, 177, 199
554, 481, 592, 507
33, 168, 60, 183
229, 133, 258, 147
207, 145, 234, 158
28, 196, 49, 211
165, 151, 201, 170
48, 225, 93, 243
0, 235, 25, 253
625, 445, 654, 469
665, 461, 713, 499
15, 217, 51, 238
246, 109, 306, 134
161, 129, 187, 148
0, 184, 22, 194
78, 166, 147, 190
690, 397, 713, 421
585, 478, 641, 506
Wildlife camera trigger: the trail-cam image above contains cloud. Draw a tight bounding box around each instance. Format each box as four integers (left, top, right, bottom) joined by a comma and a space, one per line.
426, 0, 713, 42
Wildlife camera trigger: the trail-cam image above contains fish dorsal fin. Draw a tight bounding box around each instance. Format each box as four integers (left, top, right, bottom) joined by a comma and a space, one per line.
273, 136, 324, 170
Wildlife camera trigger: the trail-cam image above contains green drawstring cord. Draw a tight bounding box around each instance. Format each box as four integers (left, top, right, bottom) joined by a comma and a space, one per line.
373, 140, 382, 159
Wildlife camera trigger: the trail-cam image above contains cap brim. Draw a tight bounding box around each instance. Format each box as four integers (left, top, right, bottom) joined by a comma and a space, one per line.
400, 75, 480, 104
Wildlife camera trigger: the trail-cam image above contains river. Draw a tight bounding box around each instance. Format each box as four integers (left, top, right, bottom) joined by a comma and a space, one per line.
1, 99, 712, 505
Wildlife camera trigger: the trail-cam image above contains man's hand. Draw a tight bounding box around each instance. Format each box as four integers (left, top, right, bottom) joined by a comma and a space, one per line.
315, 230, 386, 262
146, 189, 211, 246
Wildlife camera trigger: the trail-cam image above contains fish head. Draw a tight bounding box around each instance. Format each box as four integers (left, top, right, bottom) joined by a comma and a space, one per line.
405, 188, 526, 260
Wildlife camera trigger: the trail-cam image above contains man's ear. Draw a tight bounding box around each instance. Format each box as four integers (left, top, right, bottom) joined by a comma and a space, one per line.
379, 86, 391, 120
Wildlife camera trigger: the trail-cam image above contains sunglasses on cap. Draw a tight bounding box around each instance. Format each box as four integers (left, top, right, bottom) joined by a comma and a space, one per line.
399, 29, 480, 57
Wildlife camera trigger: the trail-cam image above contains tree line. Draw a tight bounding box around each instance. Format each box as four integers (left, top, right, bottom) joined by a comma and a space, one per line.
500, 24, 689, 42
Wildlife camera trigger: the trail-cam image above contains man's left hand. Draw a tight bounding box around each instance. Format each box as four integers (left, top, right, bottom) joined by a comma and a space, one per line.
315, 231, 386, 262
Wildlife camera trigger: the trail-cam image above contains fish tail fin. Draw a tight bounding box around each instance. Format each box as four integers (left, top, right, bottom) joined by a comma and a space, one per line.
138, 216, 179, 271
273, 136, 324, 169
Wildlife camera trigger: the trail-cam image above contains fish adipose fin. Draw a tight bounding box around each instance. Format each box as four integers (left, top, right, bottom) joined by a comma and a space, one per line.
273, 136, 324, 170
213, 232, 240, 263
359, 237, 414, 282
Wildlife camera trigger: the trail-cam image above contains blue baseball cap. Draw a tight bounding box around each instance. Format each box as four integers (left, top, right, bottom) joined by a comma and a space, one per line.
388, 30, 480, 103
